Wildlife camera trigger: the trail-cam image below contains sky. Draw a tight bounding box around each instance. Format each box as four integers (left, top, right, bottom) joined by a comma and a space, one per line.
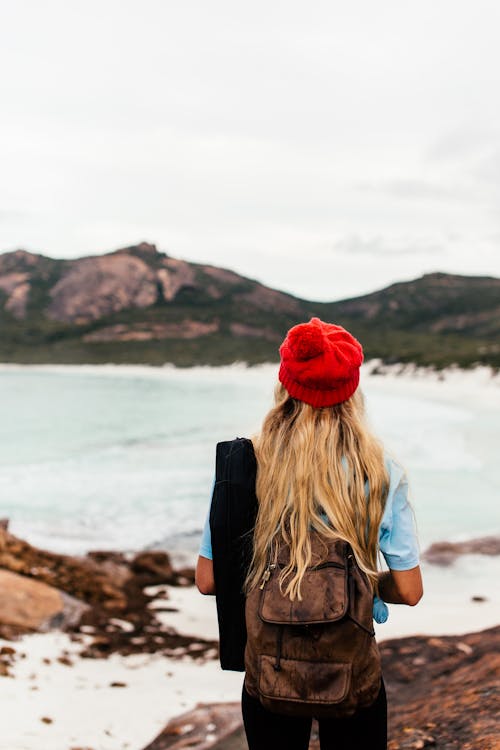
1, 0, 500, 302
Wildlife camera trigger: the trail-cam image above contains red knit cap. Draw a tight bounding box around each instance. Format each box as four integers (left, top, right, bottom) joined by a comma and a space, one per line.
278, 317, 363, 407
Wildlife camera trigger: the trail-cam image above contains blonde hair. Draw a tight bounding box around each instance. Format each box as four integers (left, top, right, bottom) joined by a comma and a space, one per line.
245, 382, 389, 601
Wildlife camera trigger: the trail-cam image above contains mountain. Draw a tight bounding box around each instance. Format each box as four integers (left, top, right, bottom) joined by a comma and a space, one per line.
323, 272, 500, 368
0, 242, 498, 368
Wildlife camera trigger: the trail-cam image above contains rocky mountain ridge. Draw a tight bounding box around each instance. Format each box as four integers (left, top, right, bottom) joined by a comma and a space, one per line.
0, 242, 301, 324
0, 242, 499, 368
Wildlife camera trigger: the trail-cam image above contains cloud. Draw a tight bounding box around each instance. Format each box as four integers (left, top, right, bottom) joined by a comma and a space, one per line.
470, 148, 500, 188
357, 179, 472, 203
1, 0, 500, 298
425, 129, 497, 163
0, 210, 30, 219
332, 234, 446, 258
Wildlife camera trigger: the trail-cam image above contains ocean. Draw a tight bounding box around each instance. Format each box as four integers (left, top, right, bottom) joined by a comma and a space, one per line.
1, 363, 499, 566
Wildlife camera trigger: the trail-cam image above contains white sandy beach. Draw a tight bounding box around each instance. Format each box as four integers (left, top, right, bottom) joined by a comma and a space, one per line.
1, 555, 499, 750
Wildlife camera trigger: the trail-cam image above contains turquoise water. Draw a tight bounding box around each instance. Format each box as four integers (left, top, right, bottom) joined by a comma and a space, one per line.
0, 364, 498, 563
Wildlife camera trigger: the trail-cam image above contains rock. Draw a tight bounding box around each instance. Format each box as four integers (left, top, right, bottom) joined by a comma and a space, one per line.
131, 551, 175, 584
235, 283, 302, 315
0, 646, 16, 655
46, 253, 159, 323
0, 272, 31, 319
0, 569, 89, 632
57, 655, 73, 666
142, 702, 243, 750
0, 526, 127, 610
423, 536, 500, 565
0, 644, 18, 676
0, 523, 216, 660
381, 626, 500, 749
143, 627, 500, 749
156, 257, 196, 301
83, 320, 219, 343
86, 551, 132, 587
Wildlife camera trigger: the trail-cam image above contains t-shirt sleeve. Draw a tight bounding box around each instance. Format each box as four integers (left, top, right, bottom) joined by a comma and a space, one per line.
198, 479, 214, 560
379, 458, 420, 571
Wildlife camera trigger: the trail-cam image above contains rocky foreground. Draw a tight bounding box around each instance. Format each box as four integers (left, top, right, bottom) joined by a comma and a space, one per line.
144, 627, 500, 750
0, 521, 498, 749
0, 519, 217, 661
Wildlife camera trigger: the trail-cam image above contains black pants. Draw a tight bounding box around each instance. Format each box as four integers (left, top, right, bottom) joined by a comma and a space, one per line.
241, 678, 387, 750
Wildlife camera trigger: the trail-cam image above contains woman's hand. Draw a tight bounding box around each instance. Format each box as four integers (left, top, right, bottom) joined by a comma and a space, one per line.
377, 565, 423, 606
195, 555, 216, 595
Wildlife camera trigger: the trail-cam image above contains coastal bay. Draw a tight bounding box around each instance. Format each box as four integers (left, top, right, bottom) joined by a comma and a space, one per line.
0, 363, 499, 749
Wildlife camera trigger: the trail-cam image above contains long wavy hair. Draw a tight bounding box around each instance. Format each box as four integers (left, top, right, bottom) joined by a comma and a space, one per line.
244, 382, 389, 601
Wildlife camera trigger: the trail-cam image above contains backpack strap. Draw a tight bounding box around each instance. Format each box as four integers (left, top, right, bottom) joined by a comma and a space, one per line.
210, 437, 258, 671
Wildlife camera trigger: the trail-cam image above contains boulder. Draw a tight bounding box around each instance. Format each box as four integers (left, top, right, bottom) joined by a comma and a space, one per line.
130, 551, 175, 584
0, 524, 214, 658
423, 536, 500, 565
0, 526, 127, 609
142, 703, 243, 750
86, 550, 132, 588
0, 569, 88, 633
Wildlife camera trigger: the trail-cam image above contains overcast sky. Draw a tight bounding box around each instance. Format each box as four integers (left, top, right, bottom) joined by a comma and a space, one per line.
1, 0, 500, 301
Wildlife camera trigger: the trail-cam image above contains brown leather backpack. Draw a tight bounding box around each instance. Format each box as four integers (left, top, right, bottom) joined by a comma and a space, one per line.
244, 530, 382, 718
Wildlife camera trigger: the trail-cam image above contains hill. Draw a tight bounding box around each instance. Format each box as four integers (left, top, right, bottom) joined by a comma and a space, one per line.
0, 242, 498, 368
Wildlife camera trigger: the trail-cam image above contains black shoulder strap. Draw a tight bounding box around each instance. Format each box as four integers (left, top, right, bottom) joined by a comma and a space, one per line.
209, 437, 258, 671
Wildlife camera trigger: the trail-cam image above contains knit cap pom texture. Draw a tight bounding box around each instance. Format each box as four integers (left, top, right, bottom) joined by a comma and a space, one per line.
279, 317, 363, 407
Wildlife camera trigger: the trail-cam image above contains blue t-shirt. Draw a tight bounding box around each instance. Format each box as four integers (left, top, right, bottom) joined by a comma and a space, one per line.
198, 454, 420, 624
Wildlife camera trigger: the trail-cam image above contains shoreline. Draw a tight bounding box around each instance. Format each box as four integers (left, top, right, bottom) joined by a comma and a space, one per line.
0, 358, 499, 379
3, 357, 499, 559
3, 356, 500, 558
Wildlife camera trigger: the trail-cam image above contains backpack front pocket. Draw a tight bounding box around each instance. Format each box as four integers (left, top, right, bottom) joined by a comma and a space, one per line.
259, 561, 348, 625
258, 654, 351, 704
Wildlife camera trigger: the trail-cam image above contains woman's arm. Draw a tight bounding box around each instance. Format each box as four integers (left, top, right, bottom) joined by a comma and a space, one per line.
377, 565, 423, 606
195, 555, 216, 595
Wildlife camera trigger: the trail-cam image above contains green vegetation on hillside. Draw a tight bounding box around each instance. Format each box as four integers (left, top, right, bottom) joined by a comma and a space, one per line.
0, 245, 498, 369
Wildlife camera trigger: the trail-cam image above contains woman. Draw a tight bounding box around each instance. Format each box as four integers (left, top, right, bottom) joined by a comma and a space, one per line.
196, 317, 423, 750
